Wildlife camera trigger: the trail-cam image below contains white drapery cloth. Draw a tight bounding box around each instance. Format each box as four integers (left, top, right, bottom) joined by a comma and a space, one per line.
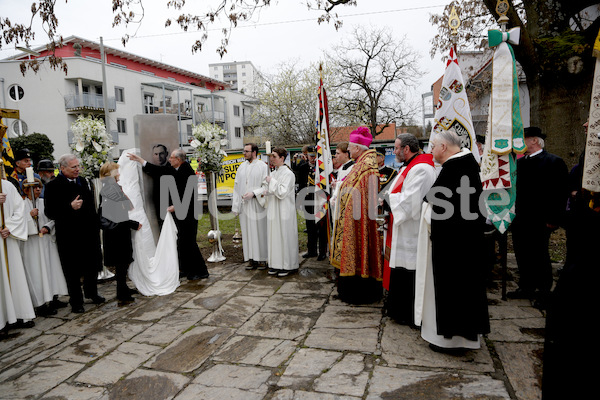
117, 150, 179, 296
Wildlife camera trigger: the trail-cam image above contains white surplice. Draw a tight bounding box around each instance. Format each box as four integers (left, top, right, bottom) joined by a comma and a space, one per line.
330, 160, 354, 238
117, 150, 180, 296
22, 198, 67, 307
385, 163, 436, 271
0, 180, 35, 328
263, 166, 299, 270
414, 203, 480, 349
232, 159, 268, 262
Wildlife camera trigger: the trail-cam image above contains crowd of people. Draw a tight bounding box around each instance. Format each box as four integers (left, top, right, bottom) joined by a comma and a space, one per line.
2, 124, 596, 366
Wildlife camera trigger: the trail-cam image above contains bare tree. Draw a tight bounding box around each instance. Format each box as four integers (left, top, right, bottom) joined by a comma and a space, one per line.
1, 0, 356, 75
251, 61, 342, 145
326, 25, 422, 137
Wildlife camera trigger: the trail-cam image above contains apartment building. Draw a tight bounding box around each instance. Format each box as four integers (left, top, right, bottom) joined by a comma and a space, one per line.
209, 61, 259, 96
0, 36, 259, 158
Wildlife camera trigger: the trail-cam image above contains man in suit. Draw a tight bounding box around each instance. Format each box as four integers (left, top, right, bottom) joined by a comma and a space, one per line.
128, 149, 209, 280
44, 154, 104, 313
509, 127, 569, 309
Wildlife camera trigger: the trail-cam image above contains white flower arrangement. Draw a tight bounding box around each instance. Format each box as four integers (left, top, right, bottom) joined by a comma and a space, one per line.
70, 115, 113, 179
190, 122, 228, 174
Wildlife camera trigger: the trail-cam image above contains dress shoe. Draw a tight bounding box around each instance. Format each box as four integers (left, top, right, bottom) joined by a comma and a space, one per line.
302, 252, 317, 259
317, 254, 327, 261
14, 320, 35, 329
118, 295, 135, 306
428, 343, 467, 355
36, 304, 57, 317
89, 295, 106, 304
50, 298, 68, 309
72, 306, 85, 314
188, 273, 209, 280
256, 262, 268, 270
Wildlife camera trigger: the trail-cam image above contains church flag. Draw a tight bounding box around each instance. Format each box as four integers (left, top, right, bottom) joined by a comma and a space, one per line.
581, 28, 600, 211
314, 68, 333, 223
480, 27, 523, 233
430, 46, 480, 164
0, 111, 17, 177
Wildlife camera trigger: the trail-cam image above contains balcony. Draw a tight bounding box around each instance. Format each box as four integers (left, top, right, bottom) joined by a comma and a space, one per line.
64, 93, 116, 112
153, 103, 194, 119
197, 110, 225, 123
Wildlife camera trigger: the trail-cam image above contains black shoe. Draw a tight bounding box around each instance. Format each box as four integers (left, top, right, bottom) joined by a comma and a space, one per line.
118, 295, 135, 305
50, 298, 68, 309
506, 288, 534, 299
277, 270, 294, 277
317, 254, 327, 261
428, 343, 467, 355
198, 273, 210, 279
256, 262, 268, 270
36, 304, 57, 317
268, 268, 279, 275
129, 288, 139, 295
15, 320, 35, 329
302, 252, 317, 259
188, 273, 209, 280
72, 306, 85, 314
89, 295, 106, 304
245, 264, 257, 270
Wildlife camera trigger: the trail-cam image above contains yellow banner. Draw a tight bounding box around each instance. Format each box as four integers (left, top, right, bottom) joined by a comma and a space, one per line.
190, 152, 245, 197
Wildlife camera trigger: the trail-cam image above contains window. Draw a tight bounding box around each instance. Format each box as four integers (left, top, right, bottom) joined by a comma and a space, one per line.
12, 120, 28, 136
95, 85, 103, 95
214, 66, 218, 70
235, 127, 241, 138
115, 87, 125, 102
144, 93, 155, 114
8, 85, 24, 101
233, 105, 240, 116
117, 118, 127, 134
160, 96, 172, 108
242, 72, 246, 77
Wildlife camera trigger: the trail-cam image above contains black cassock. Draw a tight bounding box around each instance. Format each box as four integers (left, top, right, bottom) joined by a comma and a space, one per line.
428, 152, 490, 340
143, 161, 208, 279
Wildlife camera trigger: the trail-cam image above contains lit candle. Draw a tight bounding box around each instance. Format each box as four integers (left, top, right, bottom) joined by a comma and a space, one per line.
265, 141, 271, 154
26, 167, 34, 183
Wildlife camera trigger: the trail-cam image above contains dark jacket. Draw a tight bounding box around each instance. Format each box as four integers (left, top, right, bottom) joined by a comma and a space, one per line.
98, 178, 140, 266
44, 173, 103, 271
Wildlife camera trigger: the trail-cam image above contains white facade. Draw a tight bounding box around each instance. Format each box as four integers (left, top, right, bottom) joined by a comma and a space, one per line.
0, 37, 258, 159
209, 61, 259, 96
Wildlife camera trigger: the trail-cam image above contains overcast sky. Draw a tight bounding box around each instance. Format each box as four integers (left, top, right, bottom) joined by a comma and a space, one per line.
1, 0, 452, 122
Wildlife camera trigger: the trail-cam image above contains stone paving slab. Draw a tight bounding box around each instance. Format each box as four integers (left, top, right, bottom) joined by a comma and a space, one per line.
131, 307, 211, 346
304, 326, 380, 353
75, 341, 162, 385
366, 366, 511, 399
238, 312, 315, 340
213, 335, 297, 367
495, 342, 544, 400
145, 326, 234, 373
40, 383, 109, 400
313, 353, 370, 397
181, 280, 247, 310
202, 295, 268, 327
277, 348, 343, 389
0, 359, 84, 399
108, 368, 190, 400
260, 294, 328, 315
271, 389, 361, 400
380, 322, 495, 373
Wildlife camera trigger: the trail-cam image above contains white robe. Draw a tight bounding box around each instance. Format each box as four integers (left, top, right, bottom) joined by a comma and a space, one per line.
330, 160, 354, 237
117, 150, 180, 296
414, 203, 480, 349
0, 180, 35, 328
385, 163, 436, 270
232, 159, 268, 262
263, 166, 299, 270
22, 198, 67, 307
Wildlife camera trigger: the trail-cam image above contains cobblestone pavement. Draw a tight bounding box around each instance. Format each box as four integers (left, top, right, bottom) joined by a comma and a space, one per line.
0, 253, 547, 400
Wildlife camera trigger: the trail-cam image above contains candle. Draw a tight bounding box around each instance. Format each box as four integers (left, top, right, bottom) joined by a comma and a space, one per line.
265, 141, 271, 154
26, 167, 34, 183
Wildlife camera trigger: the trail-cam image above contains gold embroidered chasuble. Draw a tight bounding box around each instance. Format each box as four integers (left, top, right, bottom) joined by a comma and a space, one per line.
330, 149, 383, 280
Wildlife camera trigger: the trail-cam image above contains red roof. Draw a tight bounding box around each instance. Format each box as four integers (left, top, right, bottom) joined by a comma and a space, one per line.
330, 123, 396, 143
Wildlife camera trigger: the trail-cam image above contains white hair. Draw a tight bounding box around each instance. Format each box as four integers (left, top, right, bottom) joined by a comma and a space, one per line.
435, 129, 462, 148
58, 154, 78, 168
349, 142, 369, 151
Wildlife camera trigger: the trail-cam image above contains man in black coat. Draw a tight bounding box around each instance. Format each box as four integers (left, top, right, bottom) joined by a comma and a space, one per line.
128, 149, 208, 280
509, 127, 568, 309
44, 154, 104, 313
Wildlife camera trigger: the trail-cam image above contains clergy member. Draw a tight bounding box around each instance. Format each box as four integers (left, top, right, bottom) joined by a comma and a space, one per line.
22, 179, 68, 316
263, 147, 299, 277
382, 134, 436, 326
232, 143, 268, 270
415, 129, 490, 352
0, 178, 36, 330
330, 127, 383, 304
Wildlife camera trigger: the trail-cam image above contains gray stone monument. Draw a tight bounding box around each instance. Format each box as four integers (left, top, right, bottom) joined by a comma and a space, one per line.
133, 114, 180, 243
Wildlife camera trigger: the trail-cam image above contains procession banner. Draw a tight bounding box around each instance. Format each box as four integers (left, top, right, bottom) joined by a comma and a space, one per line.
430, 46, 480, 164
582, 28, 600, 194
315, 70, 334, 223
